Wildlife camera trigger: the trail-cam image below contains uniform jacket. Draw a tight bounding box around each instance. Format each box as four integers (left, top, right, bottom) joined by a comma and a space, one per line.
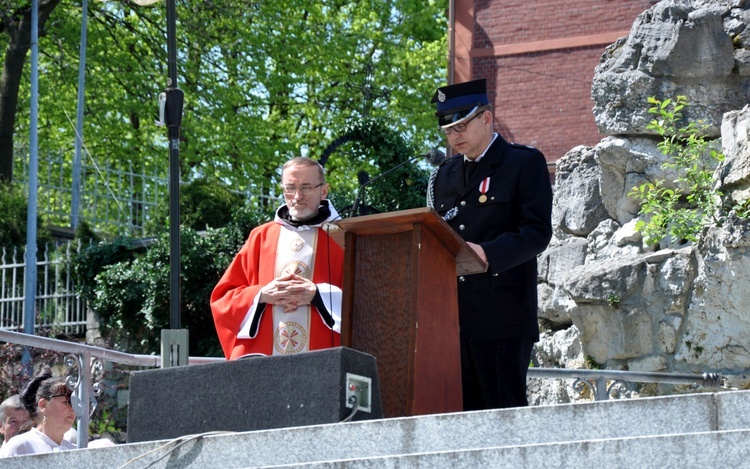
431, 134, 553, 341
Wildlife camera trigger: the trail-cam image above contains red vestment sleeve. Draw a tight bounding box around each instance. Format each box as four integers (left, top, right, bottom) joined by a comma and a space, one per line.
210, 222, 279, 359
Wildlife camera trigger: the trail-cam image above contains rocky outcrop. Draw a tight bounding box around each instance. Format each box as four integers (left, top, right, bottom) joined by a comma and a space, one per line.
532, 0, 750, 405
591, 0, 750, 137
717, 106, 750, 201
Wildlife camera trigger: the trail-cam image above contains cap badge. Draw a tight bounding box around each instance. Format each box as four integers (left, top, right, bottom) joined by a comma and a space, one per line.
437, 89, 446, 103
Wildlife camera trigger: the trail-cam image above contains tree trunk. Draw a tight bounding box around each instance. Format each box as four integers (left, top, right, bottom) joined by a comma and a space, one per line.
0, 0, 62, 183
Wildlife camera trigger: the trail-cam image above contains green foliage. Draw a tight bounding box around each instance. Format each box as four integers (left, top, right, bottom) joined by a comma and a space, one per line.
145, 178, 244, 234
87, 257, 153, 352
731, 198, 750, 219
73, 238, 143, 302
0, 183, 28, 249
584, 355, 604, 370
7, 0, 447, 224
74, 220, 101, 245
323, 117, 430, 216
684, 340, 705, 359
72, 203, 272, 356
606, 293, 620, 309
9, 0, 445, 357
628, 96, 724, 246
0, 183, 51, 250
89, 405, 120, 438
178, 179, 243, 230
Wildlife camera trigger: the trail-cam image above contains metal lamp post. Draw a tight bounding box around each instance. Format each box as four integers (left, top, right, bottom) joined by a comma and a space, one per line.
154, 0, 187, 367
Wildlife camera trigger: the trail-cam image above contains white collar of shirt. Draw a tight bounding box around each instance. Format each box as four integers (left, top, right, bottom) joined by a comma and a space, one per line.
463, 132, 498, 164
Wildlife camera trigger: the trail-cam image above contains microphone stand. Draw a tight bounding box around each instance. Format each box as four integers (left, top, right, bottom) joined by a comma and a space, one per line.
349, 153, 423, 218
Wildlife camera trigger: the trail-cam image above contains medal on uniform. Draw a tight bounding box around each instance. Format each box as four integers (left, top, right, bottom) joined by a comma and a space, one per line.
478, 177, 490, 203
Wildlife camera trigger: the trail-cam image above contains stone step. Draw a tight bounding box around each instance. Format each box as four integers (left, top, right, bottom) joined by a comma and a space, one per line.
260, 429, 750, 468
2, 390, 749, 468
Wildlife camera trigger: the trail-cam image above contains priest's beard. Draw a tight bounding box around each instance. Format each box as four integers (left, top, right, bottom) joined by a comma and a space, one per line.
288, 205, 316, 222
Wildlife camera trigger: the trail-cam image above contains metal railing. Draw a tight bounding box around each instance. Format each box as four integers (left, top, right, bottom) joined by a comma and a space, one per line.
527, 367, 721, 401
13, 148, 283, 238
14, 150, 168, 237
0, 329, 223, 449
0, 329, 722, 449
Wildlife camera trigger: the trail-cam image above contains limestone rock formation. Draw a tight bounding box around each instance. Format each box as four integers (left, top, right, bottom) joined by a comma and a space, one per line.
531, 0, 750, 405
591, 0, 750, 138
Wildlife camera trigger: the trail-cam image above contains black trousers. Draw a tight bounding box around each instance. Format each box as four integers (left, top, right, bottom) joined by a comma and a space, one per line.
460, 336, 535, 411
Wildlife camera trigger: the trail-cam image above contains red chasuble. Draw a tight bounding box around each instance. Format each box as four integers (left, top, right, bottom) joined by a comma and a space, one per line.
211, 221, 344, 360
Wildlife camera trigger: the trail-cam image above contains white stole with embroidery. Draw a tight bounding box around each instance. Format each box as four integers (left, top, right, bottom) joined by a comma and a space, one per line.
270, 228, 317, 355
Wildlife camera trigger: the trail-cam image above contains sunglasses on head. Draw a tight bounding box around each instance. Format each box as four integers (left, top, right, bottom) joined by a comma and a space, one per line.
48, 391, 73, 408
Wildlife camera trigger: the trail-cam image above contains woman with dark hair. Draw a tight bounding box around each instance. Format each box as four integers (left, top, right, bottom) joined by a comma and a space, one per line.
0, 368, 77, 457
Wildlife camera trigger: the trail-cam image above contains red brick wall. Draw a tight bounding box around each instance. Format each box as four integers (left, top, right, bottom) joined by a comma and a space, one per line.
474, 0, 656, 45
482, 47, 605, 164
465, 0, 657, 166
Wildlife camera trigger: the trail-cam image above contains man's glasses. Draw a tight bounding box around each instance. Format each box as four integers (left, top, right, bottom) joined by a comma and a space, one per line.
282, 182, 324, 196
48, 392, 73, 408
439, 111, 483, 135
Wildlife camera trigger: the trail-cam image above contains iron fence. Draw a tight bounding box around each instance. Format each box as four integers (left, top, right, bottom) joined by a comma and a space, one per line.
0, 241, 87, 335
14, 150, 167, 237
13, 148, 283, 238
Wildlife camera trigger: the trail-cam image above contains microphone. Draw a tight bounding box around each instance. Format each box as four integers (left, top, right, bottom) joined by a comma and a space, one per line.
424, 148, 447, 165
349, 149, 446, 217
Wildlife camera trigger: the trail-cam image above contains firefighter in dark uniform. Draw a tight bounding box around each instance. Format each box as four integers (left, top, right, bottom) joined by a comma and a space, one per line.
427, 79, 553, 410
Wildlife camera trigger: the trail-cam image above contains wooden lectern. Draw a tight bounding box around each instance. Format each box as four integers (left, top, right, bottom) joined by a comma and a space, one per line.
333, 207, 486, 417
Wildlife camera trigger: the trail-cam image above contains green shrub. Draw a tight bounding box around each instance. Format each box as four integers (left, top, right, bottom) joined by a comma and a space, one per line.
73, 203, 272, 356
0, 183, 51, 251
144, 177, 244, 234
628, 96, 725, 246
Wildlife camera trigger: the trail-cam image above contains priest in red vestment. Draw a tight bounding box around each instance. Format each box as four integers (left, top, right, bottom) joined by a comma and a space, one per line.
211, 157, 345, 359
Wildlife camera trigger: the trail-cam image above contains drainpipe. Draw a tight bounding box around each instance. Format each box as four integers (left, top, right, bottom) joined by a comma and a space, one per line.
448, 0, 455, 85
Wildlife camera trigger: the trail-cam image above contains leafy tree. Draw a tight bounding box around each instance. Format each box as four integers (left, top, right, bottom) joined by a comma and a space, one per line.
145, 177, 244, 234
73, 236, 141, 311
324, 117, 431, 216
4, 0, 448, 232
13, 0, 448, 356
0, 0, 61, 183
0, 182, 30, 247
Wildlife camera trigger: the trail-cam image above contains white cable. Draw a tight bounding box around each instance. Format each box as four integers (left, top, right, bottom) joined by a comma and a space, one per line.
115, 430, 236, 469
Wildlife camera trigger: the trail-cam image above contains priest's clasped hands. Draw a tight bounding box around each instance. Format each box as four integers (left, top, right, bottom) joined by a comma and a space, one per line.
259, 273, 317, 312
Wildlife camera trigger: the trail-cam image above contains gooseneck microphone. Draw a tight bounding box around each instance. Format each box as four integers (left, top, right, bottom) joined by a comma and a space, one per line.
424, 148, 447, 165
349, 149, 446, 217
